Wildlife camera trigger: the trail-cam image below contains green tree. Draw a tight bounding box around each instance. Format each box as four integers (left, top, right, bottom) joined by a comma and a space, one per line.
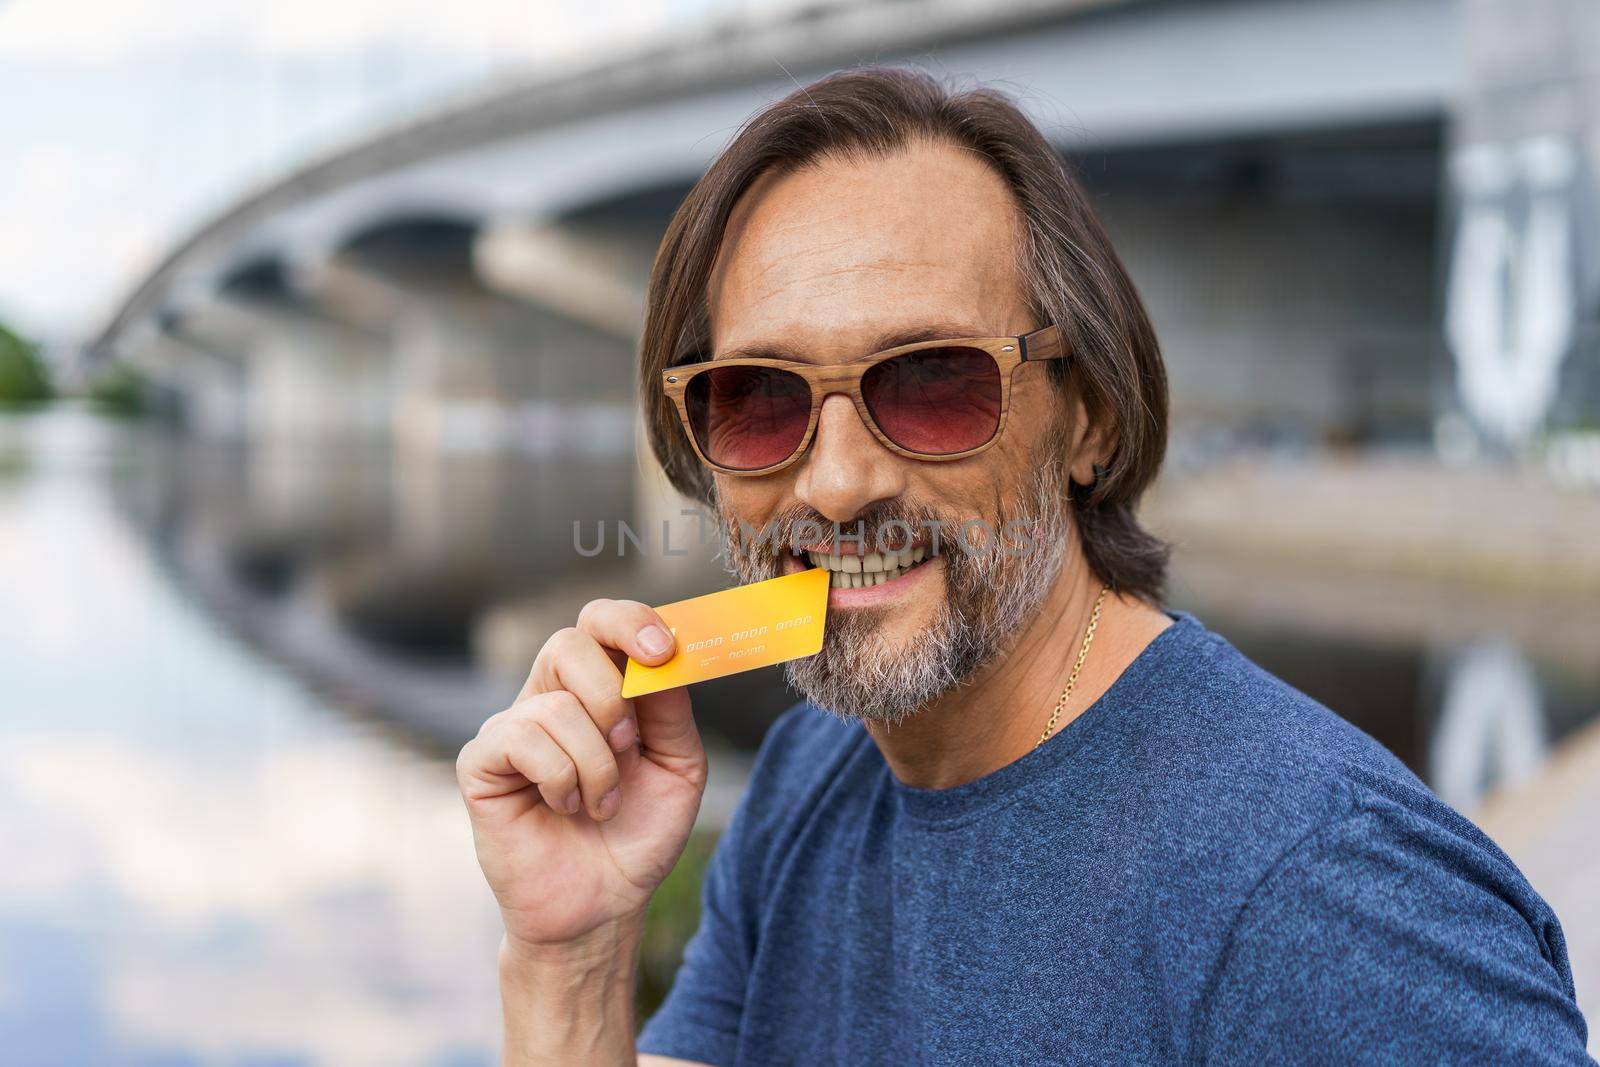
0, 322, 54, 405
87, 361, 147, 417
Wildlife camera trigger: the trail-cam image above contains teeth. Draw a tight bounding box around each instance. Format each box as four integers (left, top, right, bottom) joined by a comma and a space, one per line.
807, 543, 938, 589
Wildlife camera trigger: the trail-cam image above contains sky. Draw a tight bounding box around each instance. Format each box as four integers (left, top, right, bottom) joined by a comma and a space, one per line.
0, 0, 780, 347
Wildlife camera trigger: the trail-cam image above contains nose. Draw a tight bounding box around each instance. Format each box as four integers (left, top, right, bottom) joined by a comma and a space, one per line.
792, 394, 907, 522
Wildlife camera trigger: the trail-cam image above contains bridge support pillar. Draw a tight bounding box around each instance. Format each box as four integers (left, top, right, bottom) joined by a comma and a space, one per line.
1444, 0, 1600, 450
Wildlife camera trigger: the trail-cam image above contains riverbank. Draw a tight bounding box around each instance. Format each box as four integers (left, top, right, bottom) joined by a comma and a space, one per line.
1147, 451, 1600, 597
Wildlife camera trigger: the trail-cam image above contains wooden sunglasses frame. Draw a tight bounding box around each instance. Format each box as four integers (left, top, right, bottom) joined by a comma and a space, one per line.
662, 324, 1068, 476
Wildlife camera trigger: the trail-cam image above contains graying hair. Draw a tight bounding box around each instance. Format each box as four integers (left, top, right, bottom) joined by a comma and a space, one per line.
641, 65, 1171, 603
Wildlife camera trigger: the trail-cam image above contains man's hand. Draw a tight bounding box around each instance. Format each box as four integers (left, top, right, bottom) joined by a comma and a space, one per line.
457, 598, 707, 1064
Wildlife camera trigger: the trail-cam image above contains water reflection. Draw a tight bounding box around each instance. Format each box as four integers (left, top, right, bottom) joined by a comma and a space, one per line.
1165, 555, 1600, 810
2, 406, 1597, 1063
0, 407, 503, 1066
1430, 639, 1549, 812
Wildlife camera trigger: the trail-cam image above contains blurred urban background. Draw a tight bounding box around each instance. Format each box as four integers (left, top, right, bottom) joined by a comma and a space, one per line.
2, 0, 1598, 1063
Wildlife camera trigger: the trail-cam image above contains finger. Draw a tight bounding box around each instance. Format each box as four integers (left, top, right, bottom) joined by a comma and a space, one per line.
536, 627, 637, 754
458, 707, 579, 814
506, 719, 583, 815
634, 684, 703, 776
615, 731, 643, 780
576, 598, 677, 666
537, 690, 623, 821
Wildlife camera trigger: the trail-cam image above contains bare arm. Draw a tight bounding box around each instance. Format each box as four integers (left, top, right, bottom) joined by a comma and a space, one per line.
497, 926, 710, 1067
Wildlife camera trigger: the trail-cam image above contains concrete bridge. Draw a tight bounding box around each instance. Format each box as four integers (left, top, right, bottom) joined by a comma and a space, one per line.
83, 0, 1600, 755
74, 4, 1600, 1025
95, 0, 1600, 460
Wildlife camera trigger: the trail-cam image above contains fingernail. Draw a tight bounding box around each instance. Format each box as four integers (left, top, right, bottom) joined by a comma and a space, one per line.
607, 717, 637, 751
638, 625, 672, 658
598, 787, 621, 820
562, 788, 580, 815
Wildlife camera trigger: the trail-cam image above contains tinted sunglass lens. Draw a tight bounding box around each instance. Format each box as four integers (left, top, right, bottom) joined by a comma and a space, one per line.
861, 348, 1002, 455
685, 364, 812, 471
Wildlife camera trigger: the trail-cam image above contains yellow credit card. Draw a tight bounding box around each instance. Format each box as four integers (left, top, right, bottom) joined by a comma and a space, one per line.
620, 568, 829, 698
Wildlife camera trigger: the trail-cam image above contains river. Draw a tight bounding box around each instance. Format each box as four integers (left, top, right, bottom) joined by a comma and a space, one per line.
2, 404, 1595, 1064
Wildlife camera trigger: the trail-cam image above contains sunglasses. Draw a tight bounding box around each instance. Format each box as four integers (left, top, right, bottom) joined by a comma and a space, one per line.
663, 325, 1067, 476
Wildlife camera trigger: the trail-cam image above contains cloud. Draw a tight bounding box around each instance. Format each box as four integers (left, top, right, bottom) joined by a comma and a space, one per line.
0, 732, 507, 1065
0, 0, 693, 64
0, 0, 744, 338
0, 143, 164, 336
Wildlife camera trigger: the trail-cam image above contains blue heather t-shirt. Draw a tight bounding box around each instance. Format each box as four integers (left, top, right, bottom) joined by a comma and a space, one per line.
638, 610, 1591, 1065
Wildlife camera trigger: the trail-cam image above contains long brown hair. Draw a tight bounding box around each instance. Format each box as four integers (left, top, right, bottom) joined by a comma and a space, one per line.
639, 66, 1171, 603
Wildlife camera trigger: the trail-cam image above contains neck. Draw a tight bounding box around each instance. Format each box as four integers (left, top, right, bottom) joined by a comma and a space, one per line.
864, 555, 1173, 790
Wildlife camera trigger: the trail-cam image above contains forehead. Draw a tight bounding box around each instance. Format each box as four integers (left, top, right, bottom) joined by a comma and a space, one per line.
707, 138, 1028, 357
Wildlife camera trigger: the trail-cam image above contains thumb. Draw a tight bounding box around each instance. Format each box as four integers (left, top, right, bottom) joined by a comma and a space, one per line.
634, 685, 702, 777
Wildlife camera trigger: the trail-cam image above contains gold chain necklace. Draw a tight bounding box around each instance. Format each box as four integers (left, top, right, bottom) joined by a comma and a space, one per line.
1035, 584, 1110, 749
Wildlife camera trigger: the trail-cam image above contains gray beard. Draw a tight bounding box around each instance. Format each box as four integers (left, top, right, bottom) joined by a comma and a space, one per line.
714, 457, 1073, 727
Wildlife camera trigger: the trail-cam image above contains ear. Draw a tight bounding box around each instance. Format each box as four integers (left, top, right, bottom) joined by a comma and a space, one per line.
1065, 392, 1115, 488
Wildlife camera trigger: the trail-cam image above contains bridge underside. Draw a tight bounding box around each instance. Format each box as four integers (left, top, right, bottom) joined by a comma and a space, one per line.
89, 0, 1600, 759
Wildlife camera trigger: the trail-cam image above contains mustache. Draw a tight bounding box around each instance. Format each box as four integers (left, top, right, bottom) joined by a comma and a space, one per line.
722, 498, 955, 559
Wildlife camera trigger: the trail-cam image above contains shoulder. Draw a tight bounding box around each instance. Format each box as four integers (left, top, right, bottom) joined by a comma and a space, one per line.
1122, 614, 1583, 1053
713, 699, 875, 880
1196, 787, 1588, 1060
745, 698, 872, 802
1126, 612, 1562, 941
1130, 610, 1451, 853
758, 697, 867, 764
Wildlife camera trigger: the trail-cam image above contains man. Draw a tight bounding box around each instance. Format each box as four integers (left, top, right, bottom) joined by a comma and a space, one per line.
457, 68, 1591, 1064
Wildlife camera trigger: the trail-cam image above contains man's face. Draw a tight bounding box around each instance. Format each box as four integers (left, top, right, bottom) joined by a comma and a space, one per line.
707, 138, 1075, 723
